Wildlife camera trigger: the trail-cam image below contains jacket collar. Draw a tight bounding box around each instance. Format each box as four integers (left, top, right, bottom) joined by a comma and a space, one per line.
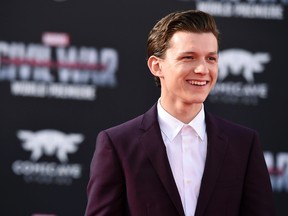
140, 103, 185, 216
195, 110, 228, 216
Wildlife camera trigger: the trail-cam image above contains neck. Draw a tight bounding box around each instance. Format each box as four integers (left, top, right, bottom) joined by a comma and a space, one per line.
159, 98, 203, 124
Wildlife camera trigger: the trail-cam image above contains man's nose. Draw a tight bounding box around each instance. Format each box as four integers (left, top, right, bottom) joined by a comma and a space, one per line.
194, 60, 209, 74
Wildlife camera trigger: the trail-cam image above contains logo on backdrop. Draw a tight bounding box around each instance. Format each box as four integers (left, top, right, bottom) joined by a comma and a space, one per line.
0, 32, 119, 101
12, 129, 84, 185
177, 0, 286, 20
208, 48, 271, 105
17, 129, 83, 162
264, 151, 288, 193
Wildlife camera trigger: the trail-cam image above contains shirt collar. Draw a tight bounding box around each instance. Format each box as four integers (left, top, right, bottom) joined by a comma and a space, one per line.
157, 98, 206, 141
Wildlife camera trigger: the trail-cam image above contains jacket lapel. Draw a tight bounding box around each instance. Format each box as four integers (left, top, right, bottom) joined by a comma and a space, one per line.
140, 104, 185, 216
194, 111, 229, 216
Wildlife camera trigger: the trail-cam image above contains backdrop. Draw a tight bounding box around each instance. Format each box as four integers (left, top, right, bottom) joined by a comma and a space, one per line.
1, 0, 287, 215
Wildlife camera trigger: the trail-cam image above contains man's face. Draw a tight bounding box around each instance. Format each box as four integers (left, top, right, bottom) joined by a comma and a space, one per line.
158, 31, 218, 106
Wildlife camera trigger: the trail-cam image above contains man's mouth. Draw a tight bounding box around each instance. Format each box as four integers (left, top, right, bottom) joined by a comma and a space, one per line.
188, 80, 207, 86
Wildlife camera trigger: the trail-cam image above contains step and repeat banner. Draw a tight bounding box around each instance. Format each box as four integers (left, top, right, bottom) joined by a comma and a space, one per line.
1, 0, 287, 215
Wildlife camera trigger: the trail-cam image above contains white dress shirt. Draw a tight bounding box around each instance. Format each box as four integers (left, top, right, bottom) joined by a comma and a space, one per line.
157, 99, 207, 216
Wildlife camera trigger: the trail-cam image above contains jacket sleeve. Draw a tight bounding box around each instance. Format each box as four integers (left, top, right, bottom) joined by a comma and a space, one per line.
240, 131, 276, 216
84, 130, 126, 216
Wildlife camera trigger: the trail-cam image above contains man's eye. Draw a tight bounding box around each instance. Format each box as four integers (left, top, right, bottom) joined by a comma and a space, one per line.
183, 56, 193, 59
208, 57, 217, 61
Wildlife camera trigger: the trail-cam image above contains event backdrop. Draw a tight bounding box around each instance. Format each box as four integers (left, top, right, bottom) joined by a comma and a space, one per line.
1, 0, 287, 215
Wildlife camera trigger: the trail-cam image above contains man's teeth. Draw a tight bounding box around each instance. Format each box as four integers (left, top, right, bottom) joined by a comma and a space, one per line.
189, 80, 206, 86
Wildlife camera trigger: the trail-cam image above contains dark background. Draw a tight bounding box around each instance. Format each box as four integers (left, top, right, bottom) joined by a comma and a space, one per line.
1, 0, 287, 215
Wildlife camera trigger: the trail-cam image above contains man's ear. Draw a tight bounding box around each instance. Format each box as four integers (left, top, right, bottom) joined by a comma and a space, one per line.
147, 55, 162, 77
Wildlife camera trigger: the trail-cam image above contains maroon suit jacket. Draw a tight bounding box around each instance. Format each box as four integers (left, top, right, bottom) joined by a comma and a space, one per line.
84, 103, 275, 216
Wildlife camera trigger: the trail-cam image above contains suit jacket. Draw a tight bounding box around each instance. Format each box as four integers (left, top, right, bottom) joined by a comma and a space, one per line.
84, 103, 275, 216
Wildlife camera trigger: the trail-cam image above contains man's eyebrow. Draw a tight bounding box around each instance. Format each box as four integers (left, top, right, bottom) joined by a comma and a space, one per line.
179, 51, 218, 55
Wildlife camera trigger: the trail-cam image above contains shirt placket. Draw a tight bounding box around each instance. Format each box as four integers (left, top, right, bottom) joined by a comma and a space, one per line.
181, 125, 196, 216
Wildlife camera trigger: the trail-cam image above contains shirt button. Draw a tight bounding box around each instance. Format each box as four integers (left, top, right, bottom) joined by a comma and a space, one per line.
185, 179, 191, 184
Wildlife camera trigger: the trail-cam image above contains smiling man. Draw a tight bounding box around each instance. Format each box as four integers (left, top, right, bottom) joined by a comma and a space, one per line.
85, 9, 275, 216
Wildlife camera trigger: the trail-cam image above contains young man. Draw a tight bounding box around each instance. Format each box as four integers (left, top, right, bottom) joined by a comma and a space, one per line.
84, 9, 275, 216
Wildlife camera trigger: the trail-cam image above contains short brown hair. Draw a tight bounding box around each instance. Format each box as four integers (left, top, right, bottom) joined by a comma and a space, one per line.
147, 9, 220, 87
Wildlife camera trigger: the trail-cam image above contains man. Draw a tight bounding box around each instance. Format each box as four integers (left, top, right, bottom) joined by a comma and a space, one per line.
84, 9, 275, 216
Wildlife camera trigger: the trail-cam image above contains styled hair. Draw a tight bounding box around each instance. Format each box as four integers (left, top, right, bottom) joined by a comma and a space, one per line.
147, 9, 220, 87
